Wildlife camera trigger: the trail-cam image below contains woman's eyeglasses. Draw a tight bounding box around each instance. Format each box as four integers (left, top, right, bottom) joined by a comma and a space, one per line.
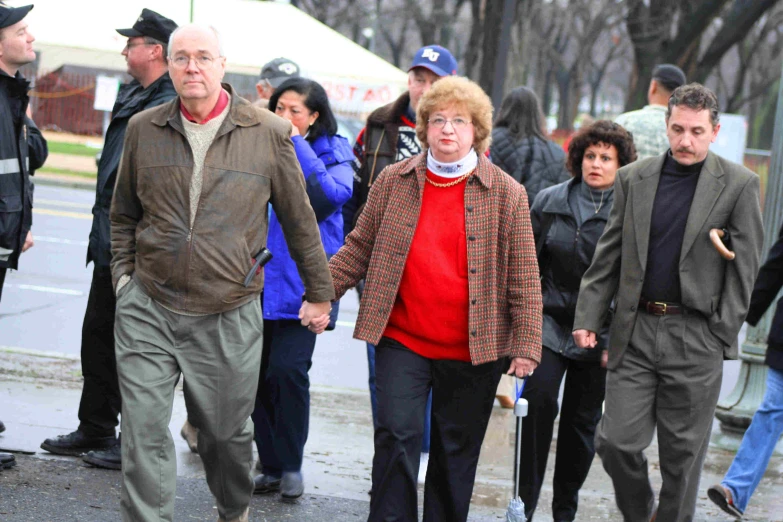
428, 117, 473, 129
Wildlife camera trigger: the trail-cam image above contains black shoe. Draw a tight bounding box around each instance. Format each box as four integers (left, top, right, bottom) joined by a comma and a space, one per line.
281, 471, 304, 501
83, 438, 121, 470
0, 452, 16, 470
0, 419, 5, 433
41, 430, 117, 456
253, 473, 282, 494
708, 484, 744, 519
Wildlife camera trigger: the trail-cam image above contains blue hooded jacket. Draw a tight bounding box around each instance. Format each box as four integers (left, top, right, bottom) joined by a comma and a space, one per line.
263, 132, 354, 321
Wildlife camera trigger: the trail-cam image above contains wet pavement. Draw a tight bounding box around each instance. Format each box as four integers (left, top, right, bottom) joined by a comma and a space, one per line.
2, 351, 783, 521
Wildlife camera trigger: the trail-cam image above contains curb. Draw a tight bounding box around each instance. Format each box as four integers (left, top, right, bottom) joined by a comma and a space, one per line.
34, 175, 95, 191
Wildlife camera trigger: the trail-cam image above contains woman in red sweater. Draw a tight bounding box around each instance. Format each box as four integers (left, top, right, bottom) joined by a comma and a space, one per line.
308, 76, 543, 521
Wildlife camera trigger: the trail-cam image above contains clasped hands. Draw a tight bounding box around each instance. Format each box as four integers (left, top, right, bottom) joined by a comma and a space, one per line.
299, 300, 332, 334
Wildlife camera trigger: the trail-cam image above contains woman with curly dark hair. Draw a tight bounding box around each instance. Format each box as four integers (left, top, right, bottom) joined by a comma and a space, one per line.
516, 120, 636, 522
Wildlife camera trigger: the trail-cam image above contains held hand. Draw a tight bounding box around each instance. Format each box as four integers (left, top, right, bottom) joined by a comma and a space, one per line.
307, 313, 330, 334
299, 300, 331, 333
22, 231, 34, 253
507, 357, 538, 378
573, 329, 598, 349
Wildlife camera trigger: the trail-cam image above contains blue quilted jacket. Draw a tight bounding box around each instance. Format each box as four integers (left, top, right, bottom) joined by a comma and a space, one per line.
263, 132, 353, 321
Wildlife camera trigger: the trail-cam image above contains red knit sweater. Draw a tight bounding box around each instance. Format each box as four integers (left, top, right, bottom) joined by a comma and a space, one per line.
383, 169, 471, 362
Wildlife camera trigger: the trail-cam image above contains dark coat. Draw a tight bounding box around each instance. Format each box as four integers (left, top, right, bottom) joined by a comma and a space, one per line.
490, 127, 569, 206
531, 178, 611, 360
87, 73, 176, 267
574, 151, 763, 369
745, 223, 783, 371
342, 91, 413, 234
0, 69, 48, 270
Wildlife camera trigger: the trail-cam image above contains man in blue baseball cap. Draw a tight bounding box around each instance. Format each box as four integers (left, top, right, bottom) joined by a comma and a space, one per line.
345, 44, 458, 231
340, 43, 457, 487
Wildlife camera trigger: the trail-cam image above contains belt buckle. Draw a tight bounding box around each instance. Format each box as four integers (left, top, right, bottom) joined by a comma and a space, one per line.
652, 301, 667, 316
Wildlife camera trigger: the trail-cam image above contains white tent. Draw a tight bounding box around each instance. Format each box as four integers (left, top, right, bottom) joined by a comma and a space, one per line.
18, 0, 407, 113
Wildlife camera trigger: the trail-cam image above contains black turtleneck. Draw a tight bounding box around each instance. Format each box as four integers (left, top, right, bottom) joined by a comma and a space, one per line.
641, 152, 705, 303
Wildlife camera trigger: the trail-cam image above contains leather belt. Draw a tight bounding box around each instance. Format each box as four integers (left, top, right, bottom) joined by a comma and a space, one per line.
639, 298, 685, 316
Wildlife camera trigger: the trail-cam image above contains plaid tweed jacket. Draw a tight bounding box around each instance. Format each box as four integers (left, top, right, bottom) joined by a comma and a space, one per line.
329, 152, 543, 365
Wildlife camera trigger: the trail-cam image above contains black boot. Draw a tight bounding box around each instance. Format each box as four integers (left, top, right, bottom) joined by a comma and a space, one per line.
82, 434, 121, 470
41, 430, 116, 456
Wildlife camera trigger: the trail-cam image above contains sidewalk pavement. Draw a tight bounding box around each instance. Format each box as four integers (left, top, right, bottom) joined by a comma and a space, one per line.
1, 350, 782, 521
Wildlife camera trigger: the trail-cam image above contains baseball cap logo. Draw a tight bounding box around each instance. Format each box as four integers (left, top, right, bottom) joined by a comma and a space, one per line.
278, 63, 297, 75
137, 16, 143, 22
422, 48, 440, 62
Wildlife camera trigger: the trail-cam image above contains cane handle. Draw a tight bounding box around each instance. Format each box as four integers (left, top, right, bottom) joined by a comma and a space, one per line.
710, 228, 735, 261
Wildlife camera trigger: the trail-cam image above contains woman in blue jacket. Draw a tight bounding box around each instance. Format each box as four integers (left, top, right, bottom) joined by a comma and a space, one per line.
251, 78, 353, 501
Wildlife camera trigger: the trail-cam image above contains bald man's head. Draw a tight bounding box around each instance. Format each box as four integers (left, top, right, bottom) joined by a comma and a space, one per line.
167, 24, 226, 103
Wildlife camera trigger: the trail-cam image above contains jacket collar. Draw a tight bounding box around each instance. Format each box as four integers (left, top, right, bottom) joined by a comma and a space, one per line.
309, 133, 354, 165
367, 91, 412, 126
151, 83, 260, 133
115, 73, 172, 115
0, 68, 29, 94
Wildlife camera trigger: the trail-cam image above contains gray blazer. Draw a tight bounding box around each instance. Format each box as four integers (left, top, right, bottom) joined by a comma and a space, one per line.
574, 151, 763, 369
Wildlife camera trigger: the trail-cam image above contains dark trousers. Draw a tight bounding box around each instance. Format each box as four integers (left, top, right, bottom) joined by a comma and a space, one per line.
517, 348, 606, 521
370, 337, 502, 522
596, 312, 723, 522
78, 265, 120, 437
367, 342, 432, 453
252, 318, 317, 476
0, 266, 6, 303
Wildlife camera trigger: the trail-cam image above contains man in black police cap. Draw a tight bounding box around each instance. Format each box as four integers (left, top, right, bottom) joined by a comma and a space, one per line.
39, 8, 178, 471
254, 57, 299, 109
0, 0, 48, 472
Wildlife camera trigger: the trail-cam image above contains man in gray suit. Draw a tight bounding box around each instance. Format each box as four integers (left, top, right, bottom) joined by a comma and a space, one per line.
573, 83, 763, 521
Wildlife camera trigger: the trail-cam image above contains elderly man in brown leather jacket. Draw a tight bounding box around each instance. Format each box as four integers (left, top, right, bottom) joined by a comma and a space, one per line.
110, 24, 333, 522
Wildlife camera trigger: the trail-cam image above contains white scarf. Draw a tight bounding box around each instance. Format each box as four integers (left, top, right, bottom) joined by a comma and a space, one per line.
427, 148, 478, 178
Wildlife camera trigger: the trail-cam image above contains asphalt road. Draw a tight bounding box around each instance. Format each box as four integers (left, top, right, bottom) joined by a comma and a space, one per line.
0, 184, 369, 391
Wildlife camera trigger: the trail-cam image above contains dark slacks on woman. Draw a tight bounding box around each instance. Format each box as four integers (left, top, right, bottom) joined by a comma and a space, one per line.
252, 319, 317, 476
370, 337, 502, 522
517, 347, 606, 521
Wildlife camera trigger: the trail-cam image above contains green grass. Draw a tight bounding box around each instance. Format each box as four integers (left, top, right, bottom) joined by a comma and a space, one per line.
38, 166, 97, 179
47, 141, 102, 157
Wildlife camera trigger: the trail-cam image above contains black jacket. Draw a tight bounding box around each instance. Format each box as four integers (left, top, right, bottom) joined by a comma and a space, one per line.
530, 178, 612, 360
0, 69, 48, 270
87, 73, 176, 267
491, 127, 569, 206
745, 223, 783, 371
342, 91, 412, 234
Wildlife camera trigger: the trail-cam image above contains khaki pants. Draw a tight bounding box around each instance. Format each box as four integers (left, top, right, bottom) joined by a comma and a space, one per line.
596, 311, 723, 522
114, 279, 263, 522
